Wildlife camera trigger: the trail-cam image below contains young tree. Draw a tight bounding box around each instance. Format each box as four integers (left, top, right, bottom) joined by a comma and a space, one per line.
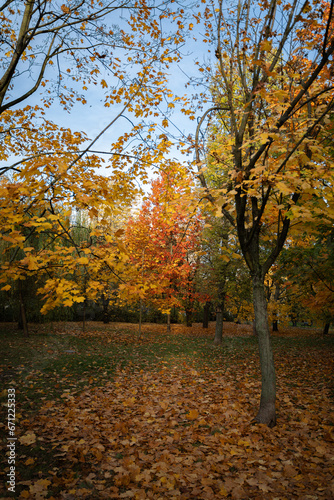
123, 165, 206, 327
199, 214, 249, 343
193, 0, 334, 426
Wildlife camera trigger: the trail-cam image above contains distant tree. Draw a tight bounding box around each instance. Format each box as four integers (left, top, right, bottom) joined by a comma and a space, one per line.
280, 227, 334, 331
124, 167, 207, 328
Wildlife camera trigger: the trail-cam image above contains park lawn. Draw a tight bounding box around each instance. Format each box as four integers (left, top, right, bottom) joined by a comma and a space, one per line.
0, 322, 333, 499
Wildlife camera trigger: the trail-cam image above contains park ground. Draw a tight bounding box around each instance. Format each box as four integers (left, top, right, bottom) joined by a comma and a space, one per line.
0, 321, 333, 499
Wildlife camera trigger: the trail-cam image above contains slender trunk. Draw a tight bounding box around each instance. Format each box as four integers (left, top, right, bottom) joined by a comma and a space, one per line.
18, 284, 29, 337
202, 301, 210, 328
82, 300, 86, 333
272, 283, 280, 332
102, 294, 110, 324
185, 308, 193, 327
167, 313, 171, 332
253, 274, 276, 427
138, 298, 142, 339
214, 302, 224, 345
323, 322, 330, 335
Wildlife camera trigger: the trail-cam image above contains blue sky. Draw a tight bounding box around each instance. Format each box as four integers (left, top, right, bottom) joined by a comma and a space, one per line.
27, 15, 214, 176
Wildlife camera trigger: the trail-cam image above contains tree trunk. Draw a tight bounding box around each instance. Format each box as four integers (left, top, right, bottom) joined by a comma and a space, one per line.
323, 322, 330, 335
138, 298, 143, 339
82, 300, 86, 333
185, 308, 193, 327
214, 303, 223, 345
272, 283, 280, 332
167, 313, 171, 332
202, 301, 210, 328
253, 274, 276, 427
102, 294, 110, 324
18, 284, 29, 337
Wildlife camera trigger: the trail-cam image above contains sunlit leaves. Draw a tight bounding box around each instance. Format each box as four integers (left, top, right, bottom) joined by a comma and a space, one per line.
123, 166, 206, 314
0, 0, 196, 315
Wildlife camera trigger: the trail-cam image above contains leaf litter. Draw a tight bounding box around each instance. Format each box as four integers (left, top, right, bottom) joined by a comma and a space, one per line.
0, 322, 333, 499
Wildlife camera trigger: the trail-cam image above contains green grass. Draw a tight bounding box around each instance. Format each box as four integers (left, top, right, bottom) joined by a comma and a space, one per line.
0, 325, 260, 415
0, 322, 332, 418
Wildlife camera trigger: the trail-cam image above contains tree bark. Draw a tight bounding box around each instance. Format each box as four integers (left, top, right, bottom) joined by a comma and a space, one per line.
82, 300, 86, 333
167, 313, 171, 332
253, 274, 276, 427
18, 283, 29, 337
272, 283, 280, 332
323, 322, 330, 335
214, 303, 223, 345
185, 308, 193, 327
202, 301, 210, 328
102, 294, 110, 324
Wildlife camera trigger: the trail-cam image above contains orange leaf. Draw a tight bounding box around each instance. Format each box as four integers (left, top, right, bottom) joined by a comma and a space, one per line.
186, 409, 199, 420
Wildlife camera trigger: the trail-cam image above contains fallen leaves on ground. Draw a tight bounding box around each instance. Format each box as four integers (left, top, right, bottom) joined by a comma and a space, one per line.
0, 323, 333, 499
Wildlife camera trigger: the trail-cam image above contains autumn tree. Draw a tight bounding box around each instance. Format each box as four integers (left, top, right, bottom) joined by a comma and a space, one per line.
279, 227, 334, 331
0, 0, 188, 315
123, 165, 206, 328
199, 214, 249, 343
193, 0, 334, 426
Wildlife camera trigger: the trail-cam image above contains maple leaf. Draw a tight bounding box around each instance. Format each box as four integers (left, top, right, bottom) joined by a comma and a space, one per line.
186, 409, 199, 420
29, 479, 51, 495
19, 432, 36, 445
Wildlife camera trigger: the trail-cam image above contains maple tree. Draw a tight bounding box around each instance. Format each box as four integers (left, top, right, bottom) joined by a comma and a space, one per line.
193, 0, 334, 426
123, 166, 208, 329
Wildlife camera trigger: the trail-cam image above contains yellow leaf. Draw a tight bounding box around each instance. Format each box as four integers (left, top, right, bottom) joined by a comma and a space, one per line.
220, 254, 230, 263
229, 448, 239, 456
276, 181, 292, 195
1, 284, 11, 291
101, 79, 108, 88
219, 486, 228, 497
260, 39, 272, 52
78, 257, 89, 265
237, 439, 251, 447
